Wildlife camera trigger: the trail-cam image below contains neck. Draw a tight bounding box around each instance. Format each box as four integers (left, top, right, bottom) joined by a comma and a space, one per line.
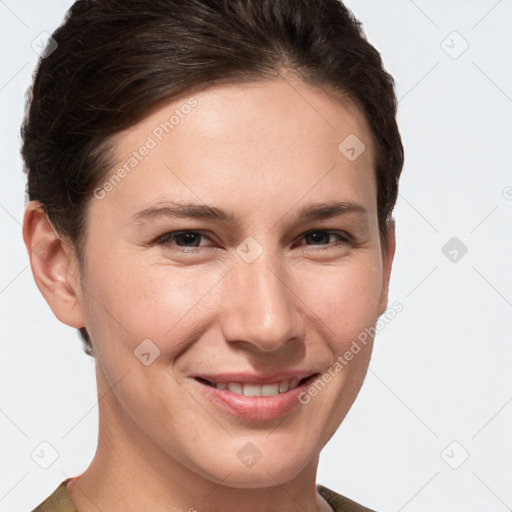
67, 366, 332, 512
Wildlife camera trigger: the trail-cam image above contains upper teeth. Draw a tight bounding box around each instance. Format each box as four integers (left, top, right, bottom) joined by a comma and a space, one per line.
213, 378, 301, 396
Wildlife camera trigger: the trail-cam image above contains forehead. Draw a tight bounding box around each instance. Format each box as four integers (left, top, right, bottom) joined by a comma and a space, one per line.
96, 77, 378, 223
111, 77, 375, 159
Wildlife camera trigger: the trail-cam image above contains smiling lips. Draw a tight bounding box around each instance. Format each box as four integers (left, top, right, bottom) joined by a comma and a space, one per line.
198, 377, 304, 397
194, 372, 320, 421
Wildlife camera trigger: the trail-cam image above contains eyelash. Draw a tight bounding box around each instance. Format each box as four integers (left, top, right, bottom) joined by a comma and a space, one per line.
154, 230, 353, 252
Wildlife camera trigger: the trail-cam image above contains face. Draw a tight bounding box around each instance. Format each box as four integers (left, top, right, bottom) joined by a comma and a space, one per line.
73, 77, 393, 487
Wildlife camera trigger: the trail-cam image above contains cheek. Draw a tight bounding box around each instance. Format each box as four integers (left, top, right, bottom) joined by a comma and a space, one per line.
296, 256, 384, 343
81, 251, 229, 355
84, 247, 383, 353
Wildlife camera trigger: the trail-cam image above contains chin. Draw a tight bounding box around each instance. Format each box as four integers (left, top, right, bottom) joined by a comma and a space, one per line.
190, 442, 315, 489
209, 464, 307, 489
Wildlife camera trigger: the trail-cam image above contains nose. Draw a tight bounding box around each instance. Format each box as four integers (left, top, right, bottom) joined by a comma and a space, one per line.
221, 249, 305, 353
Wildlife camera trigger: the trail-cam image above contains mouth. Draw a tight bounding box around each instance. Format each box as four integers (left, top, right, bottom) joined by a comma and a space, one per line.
194, 374, 319, 397
193, 372, 321, 421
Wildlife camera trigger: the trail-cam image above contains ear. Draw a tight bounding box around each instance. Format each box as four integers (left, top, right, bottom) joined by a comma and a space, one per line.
22, 201, 86, 329
378, 218, 396, 316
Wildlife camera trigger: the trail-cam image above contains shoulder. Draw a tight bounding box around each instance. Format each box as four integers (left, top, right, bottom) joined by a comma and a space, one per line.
31, 480, 78, 512
32, 480, 374, 512
317, 484, 378, 512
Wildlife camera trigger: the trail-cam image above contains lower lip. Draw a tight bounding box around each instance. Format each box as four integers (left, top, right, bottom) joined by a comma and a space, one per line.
194, 375, 318, 422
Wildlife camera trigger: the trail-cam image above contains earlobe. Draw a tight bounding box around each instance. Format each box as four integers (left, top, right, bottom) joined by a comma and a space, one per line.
22, 201, 86, 329
378, 219, 396, 316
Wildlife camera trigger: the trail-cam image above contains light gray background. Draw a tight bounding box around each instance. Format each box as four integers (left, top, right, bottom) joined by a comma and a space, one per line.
1, 1, 511, 511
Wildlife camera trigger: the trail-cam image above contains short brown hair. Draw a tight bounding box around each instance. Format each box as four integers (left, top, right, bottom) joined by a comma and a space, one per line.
21, 0, 404, 357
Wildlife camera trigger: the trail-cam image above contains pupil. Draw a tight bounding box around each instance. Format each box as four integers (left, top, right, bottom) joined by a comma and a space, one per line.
308, 232, 326, 244
180, 232, 198, 246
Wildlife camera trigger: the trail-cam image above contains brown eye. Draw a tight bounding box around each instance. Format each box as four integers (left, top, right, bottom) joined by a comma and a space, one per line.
301, 230, 352, 247
156, 230, 211, 249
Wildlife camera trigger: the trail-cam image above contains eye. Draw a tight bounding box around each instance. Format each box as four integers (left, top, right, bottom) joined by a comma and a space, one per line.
155, 230, 213, 251
299, 230, 352, 249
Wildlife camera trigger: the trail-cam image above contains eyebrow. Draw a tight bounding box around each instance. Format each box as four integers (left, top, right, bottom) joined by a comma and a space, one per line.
130, 200, 367, 225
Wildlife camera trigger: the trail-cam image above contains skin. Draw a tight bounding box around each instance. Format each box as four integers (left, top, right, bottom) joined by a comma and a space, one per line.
23, 73, 395, 512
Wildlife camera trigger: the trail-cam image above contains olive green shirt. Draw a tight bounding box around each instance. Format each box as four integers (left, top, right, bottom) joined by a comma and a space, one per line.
32, 479, 376, 511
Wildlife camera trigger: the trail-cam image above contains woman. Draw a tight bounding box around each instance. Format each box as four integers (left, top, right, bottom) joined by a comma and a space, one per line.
22, 0, 403, 510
